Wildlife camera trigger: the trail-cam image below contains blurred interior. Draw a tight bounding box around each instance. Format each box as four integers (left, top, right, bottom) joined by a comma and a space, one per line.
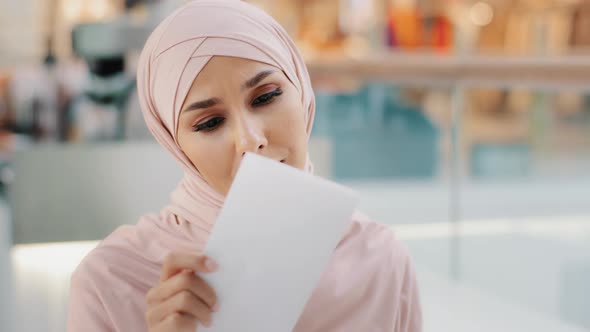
1, 0, 589, 331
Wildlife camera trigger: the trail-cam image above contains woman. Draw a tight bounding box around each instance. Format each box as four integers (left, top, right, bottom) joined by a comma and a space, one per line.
67, 1, 422, 331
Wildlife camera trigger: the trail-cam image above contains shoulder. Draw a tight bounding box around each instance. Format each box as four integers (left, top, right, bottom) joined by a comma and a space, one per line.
68, 225, 143, 331
71, 224, 145, 292
338, 212, 415, 274
348, 212, 412, 257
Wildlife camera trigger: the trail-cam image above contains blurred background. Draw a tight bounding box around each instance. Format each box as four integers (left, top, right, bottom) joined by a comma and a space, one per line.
1, 0, 589, 331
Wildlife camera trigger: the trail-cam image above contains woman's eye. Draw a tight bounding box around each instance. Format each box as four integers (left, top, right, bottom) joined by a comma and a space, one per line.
193, 117, 225, 132
252, 88, 283, 107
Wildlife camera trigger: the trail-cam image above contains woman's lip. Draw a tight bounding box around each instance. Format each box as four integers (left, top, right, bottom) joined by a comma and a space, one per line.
241, 153, 286, 163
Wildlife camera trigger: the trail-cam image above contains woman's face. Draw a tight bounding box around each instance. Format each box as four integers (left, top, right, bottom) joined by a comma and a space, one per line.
177, 56, 308, 196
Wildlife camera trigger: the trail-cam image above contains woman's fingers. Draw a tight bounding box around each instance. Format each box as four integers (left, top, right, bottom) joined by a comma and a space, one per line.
153, 313, 197, 332
146, 289, 213, 327
147, 270, 218, 310
160, 252, 219, 282
146, 252, 220, 331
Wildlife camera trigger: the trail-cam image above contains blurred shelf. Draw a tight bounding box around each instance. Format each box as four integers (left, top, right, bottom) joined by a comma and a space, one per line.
307, 53, 590, 92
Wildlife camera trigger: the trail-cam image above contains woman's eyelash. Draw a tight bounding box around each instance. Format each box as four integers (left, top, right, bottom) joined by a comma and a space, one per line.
193, 117, 225, 132
252, 88, 283, 106
192, 88, 283, 133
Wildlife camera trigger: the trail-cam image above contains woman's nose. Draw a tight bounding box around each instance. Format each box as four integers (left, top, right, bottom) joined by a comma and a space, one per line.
234, 116, 268, 157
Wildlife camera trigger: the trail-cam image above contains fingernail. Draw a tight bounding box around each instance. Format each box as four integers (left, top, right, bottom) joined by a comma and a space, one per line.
212, 303, 220, 312
204, 320, 211, 327
205, 258, 219, 271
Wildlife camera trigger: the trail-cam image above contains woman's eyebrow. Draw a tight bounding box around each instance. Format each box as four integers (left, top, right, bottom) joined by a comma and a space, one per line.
182, 97, 222, 113
241, 70, 276, 91
182, 70, 276, 113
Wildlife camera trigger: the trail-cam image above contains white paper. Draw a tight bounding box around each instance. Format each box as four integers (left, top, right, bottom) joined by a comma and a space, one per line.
200, 153, 359, 332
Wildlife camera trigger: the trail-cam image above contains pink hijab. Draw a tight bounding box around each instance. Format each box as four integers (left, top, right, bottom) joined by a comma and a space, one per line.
68, 1, 422, 331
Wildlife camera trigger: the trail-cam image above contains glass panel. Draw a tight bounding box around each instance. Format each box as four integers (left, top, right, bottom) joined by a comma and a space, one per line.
457, 87, 590, 330
310, 80, 455, 276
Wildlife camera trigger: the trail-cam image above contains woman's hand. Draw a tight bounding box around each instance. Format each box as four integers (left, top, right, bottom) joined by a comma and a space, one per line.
145, 252, 219, 331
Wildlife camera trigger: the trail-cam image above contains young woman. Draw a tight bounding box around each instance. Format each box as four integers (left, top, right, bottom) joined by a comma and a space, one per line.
68, 1, 422, 331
